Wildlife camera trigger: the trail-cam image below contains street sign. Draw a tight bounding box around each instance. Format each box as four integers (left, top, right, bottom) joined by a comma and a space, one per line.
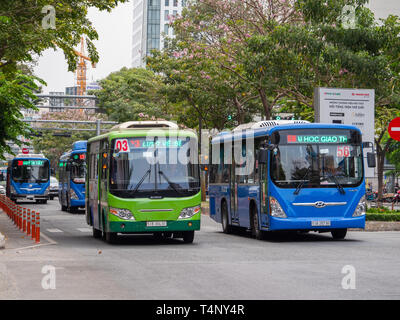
388, 117, 400, 141
21, 148, 29, 154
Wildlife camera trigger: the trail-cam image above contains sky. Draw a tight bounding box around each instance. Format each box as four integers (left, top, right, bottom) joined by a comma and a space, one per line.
33, 0, 400, 94
34, 1, 133, 94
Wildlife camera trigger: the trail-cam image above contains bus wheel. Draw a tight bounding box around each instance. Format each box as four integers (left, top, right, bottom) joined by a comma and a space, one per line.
331, 229, 347, 240
251, 205, 264, 240
221, 201, 232, 234
92, 228, 102, 239
105, 232, 118, 244
182, 231, 194, 244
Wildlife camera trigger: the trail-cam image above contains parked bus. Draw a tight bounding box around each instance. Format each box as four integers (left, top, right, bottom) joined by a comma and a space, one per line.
6, 154, 51, 204
86, 121, 201, 243
58, 140, 87, 213
208, 121, 375, 240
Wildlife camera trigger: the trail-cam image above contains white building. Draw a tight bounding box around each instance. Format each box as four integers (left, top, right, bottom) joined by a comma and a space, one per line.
367, 0, 400, 19
132, 0, 186, 68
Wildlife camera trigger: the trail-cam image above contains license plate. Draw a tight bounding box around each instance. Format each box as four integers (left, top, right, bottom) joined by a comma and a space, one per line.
146, 221, 167, 227
311, 220, 331, 227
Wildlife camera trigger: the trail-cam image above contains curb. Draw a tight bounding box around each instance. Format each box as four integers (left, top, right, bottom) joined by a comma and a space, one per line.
201, 207, 400, 231
0, 232, 5, 249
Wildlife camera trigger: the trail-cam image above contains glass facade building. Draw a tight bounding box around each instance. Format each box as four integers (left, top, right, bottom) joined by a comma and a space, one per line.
132, 0, 185, 67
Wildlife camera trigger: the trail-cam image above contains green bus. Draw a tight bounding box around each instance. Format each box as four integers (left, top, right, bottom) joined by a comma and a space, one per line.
86, 121, 201, 243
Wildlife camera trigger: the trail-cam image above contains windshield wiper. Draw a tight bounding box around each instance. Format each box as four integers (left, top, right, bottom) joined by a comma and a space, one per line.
326, 172, 346, 195
130, 168, 151, 194
293, 166, 311, 195
158, 170, 182, 195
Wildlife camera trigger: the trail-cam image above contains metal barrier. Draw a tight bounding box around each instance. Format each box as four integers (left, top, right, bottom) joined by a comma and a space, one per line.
0, 195, 40, 243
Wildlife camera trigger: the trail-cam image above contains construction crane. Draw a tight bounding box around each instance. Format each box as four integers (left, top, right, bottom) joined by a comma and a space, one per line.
74, 37, 96, 100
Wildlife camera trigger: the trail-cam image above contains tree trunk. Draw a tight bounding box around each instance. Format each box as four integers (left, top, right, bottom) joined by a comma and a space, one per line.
377, 148, 385, 203
258, 89, 271, 120
234, 97, 245, 124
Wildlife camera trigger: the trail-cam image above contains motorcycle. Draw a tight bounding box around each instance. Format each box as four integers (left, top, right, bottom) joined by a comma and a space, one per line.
393, 190, 400, 204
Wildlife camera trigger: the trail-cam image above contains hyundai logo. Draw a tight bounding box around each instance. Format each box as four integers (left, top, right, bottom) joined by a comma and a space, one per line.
314, 201, 326, 208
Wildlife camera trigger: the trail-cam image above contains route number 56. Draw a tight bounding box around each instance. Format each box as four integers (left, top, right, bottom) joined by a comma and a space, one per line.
337, 146, 350, 157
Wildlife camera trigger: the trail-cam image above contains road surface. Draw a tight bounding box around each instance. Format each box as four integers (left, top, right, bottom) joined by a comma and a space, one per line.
1, 199, 400, 299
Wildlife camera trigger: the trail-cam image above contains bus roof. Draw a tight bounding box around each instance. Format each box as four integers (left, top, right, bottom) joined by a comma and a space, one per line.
59, 141, 87, 160
72, 140, 87, 152
88, 128, 197, 144
13, 154, 48, 160
211, 123, 362, 144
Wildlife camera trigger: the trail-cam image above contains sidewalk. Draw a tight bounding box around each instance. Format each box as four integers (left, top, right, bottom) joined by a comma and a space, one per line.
0, 209, 40, 250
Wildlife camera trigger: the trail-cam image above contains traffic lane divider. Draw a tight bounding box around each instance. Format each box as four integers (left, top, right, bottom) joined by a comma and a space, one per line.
0, 194, 40, 244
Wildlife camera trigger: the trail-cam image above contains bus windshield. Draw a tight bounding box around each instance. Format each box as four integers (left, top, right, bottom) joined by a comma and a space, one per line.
11, 159, 50, 183
270, 129, 363, 188
109, 137, 200, 198
70, 153, 86, 184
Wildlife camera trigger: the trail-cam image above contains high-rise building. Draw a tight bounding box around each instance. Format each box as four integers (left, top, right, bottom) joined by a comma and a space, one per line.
132, 0, 186, 68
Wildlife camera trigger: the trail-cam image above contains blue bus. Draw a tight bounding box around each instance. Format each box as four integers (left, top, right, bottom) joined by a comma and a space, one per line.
6, 154, 51, 204
58, 141, 87, 213
208, 121, 375, 240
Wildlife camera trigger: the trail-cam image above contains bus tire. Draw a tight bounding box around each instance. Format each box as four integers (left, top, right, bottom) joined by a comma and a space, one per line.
221, 200, 232, 234
93, 227, 102, 239
331, 229, 347, 240
251, 204, 264, 240
105, 231, 118, 244
182, 231, 194, 243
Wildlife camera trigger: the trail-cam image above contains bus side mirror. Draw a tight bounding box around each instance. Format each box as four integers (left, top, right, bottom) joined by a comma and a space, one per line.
367, 152, 376, 168
258, 149, 268, 164
51, 168, 55, 175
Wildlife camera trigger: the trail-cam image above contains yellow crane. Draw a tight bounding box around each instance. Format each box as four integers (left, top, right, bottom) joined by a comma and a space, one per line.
74, 37, 96, 101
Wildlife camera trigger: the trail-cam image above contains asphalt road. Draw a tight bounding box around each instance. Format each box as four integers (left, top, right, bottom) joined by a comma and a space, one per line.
1, 199, 400, 299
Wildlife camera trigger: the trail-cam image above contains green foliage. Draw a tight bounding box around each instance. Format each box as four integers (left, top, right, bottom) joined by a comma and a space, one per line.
0, 0, 128, 72
366, 208, 400, 221
0, 0, 126, 158
93, 67, 171, 123
30, 110, 104, 169
0, 71, 44, 159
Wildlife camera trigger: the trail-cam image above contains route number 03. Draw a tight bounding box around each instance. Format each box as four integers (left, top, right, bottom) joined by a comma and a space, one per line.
337, 146, 350, 157
115, 139, 130, 152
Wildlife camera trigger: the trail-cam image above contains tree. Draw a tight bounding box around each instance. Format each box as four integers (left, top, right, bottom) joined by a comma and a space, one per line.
31, 110, 106, 170
0, 0, 127, 157
93, 67, 171, 123
0, 72, 44, 159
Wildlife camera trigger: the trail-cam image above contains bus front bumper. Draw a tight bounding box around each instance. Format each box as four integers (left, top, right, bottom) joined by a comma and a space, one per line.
267, 216, 365, 231
108, 219, 201, 233
12, 194, 49, 201
70, 199, 85, 208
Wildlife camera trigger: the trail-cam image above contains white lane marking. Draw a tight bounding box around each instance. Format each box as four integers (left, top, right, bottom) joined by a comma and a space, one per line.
77, 228, 92, 233
9, 232, 57, 251
46, 228, 63, 233
390, 127, 400, 131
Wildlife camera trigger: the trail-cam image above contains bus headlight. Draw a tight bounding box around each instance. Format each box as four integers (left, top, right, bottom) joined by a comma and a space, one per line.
179, 205, 201, 219
353, 195, 366, 217
109, 207, 135, 220
269, 196, 287, 218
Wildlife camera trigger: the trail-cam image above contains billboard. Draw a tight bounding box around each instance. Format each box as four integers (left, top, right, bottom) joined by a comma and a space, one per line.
314, 87, 375, 177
